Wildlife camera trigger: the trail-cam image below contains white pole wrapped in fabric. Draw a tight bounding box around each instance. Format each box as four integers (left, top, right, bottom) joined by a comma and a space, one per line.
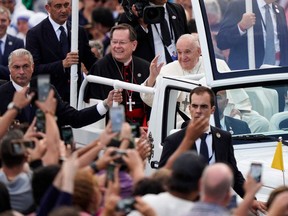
70, 0, 79, 108
246, 0, 255, 69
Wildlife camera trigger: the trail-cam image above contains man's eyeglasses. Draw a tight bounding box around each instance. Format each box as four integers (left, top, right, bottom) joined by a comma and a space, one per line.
111, 40, 131, 46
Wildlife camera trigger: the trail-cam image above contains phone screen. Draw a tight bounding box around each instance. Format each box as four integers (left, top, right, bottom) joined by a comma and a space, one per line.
23, 140, 35, 149
37, 74, 50, 101
36, 109, 45, 133
109, 105, 125, 132
12, 142, 24, 155
130, 122, 140, 138
250, 162, 262, 182
61, 126, 74, 145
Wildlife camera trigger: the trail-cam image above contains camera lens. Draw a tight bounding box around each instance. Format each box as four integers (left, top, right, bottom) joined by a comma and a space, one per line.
146, 7, 159, 20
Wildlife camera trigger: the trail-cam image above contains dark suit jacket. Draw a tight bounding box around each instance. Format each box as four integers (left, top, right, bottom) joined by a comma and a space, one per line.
118, 2, 189, 63
0, 34, 24, 80
158, 126, 246, 198
225, 116, 251, 135
0, 81, 104, 128
217, 0, 288, 70
26, 18, 97, 101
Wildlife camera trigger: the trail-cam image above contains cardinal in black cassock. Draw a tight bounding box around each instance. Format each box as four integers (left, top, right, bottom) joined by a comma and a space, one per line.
84, 53, 150, 126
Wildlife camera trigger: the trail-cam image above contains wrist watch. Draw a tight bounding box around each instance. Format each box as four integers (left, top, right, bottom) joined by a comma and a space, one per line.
7, 102, 21, 114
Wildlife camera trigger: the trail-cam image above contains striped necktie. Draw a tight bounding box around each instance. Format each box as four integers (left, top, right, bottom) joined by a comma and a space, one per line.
263, 4, 276, 65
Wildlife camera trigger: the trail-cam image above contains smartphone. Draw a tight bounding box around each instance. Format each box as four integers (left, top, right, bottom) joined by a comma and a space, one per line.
116, 198, 136, 214
10, 141, 24, 155
109, 105, 125, 132
60, 126, 74, 145
130, 122, 140, 138
37, 74, 50, 101
111, 149, 127, 164
22, 140, 35, 149
106, 164, 115, 183
250, 162, 262, 182
36, 109, 45, 133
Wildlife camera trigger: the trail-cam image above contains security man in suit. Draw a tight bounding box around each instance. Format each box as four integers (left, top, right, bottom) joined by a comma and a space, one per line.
217, 0, 288, 70
158, 86, 267, 214
26, 0, 97, 102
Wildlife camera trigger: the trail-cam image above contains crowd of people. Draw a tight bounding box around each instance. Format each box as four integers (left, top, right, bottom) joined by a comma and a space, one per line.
0, 0, 288, 215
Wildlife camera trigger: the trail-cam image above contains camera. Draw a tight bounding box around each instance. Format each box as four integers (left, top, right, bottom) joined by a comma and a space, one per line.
119, 0, 164, 24
116, 198, 136, 214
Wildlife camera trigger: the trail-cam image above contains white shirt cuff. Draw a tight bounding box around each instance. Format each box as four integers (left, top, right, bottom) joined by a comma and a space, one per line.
97, 101, 108, 116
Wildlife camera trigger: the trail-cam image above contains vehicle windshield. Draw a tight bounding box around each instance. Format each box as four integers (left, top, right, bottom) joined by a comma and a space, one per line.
214, 84, 288, 143
202, 0, 288, 75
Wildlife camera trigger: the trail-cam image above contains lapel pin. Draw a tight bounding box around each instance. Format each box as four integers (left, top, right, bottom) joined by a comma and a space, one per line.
216, 132, 221, 138
8, 41, 12, 46
275, 5, 279, 13
137, 73, 141, 77
229, 127, 234, 135
275, 8, 279, 13
172, 15, 176, 19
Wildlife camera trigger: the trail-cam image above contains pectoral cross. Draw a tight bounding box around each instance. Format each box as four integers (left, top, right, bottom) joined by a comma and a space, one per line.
127, 96, 135, 112
182, 95, 190, 111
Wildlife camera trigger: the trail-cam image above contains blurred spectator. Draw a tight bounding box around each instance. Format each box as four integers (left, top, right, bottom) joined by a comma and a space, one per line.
72, 170, 102, 214
0, 6, 24, 81
184, 163, 233, 216
266, 186, 288, 215
132, 177, 165, 196
0, 182, 11, 213
15, 10, 34, 45
0, 0, 27, 36
48, 206, 80, 216
128, 151, 207, 216
267, 186, 288, 211
89, 7, 115, 55
89, 40, 104, 59
31, 165, 61, 207
28, 12, 47, 28
0, 129, 35, 214
78, 0, 101, 28
103, 0, 122, 20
